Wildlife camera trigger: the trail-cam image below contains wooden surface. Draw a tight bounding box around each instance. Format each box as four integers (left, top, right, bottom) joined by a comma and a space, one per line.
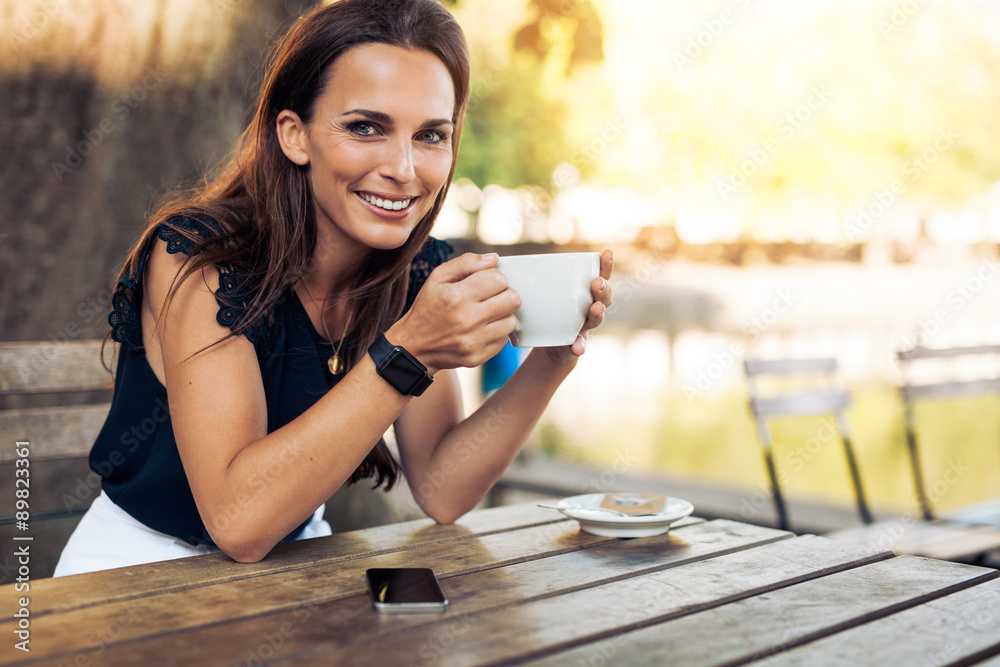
0, 404, 110, 462
0, 341, 113, 395
827, 518, 1000, 562
1, 341, 113, 585
749, 388, 851, 419
897, 344, 1000, 360
744, 357, 838, 375
2, 501, 999, 666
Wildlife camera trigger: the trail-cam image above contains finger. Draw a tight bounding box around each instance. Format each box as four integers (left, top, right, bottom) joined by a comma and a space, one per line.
462, 267, 513, 302
580, 300, 606, 333
599, 249, 614, 280
482, 314, 517, 339
481, 287, 520, 316
431, 252, 499, 284
570, 332, 588, 357
590, 276, 612, 308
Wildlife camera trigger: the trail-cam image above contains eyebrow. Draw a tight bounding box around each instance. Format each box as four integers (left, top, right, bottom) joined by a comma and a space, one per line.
342, 108, 454, 129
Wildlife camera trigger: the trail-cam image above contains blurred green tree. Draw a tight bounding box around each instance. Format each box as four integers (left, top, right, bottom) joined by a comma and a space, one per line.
448, 0, 606, 189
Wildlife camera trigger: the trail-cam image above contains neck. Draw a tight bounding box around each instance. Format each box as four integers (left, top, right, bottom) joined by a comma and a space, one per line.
306, 224, 370, 298
295, 226, 369, 339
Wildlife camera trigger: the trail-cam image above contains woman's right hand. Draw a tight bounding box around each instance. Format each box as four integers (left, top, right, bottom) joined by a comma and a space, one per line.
387, 252, 520, 375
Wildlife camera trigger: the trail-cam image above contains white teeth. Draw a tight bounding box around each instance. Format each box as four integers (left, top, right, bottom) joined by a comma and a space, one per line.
361, 193, 411, 211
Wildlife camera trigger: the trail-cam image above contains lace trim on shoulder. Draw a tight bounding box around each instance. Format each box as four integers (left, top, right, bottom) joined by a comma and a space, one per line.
156, 215, 222, 256
215, 269, 280, 357
407, 237, 453, 307
108, 216, 278, 357
108, 280, 143, 350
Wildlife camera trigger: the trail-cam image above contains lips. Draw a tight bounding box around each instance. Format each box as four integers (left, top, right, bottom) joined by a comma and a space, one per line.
358, 191, 414, 211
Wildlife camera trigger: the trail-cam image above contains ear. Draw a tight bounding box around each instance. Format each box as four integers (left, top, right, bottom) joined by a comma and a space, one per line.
276, 109, 311, 166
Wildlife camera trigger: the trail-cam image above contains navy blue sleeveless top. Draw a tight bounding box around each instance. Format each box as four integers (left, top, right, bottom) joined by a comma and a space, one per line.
92, 216, 452, 546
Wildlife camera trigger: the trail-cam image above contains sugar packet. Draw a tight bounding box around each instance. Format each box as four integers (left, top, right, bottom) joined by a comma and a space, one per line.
600, 493, 668, 515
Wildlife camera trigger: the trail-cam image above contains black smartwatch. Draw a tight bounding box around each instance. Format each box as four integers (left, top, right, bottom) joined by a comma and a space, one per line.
368, 334, 434, 396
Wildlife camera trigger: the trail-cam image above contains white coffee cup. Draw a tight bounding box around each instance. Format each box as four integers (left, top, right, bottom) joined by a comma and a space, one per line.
496, 252, 601, 348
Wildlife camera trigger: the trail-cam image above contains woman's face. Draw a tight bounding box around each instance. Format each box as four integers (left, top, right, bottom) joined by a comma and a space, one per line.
286, 43, 456, 253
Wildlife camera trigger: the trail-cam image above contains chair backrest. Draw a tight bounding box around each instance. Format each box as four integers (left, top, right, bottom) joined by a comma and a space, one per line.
894, 344, 1000, 521
0, 340, 115, 583
744, 357, 872, 532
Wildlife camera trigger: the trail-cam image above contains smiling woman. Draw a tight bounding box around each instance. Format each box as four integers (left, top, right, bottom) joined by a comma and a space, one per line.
275, 43, 456, 254
53, 0, 613, 575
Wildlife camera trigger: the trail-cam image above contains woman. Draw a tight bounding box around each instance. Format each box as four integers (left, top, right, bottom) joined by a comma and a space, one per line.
55, 0, 613, 575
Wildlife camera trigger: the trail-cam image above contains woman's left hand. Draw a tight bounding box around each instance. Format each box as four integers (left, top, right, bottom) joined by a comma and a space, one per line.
542, 249, 614, 366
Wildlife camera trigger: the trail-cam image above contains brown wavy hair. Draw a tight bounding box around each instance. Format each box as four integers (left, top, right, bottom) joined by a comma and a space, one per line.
107, 0, 471, 489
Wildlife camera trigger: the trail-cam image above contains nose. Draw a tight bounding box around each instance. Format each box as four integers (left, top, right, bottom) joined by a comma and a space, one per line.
379, 136, 416, 184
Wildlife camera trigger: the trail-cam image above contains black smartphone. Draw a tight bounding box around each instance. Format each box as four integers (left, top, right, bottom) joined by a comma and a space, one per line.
365, 568, 449, 614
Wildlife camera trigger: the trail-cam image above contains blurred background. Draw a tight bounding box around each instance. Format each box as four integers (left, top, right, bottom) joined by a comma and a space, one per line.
2, 0, 999, 521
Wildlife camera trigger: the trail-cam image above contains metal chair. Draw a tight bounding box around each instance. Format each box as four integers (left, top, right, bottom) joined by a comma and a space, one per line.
744, 357, 873, 533
825, 344, 1000, 562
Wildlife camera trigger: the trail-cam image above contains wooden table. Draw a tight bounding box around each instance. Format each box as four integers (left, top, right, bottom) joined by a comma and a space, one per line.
3, 501, 1000, 666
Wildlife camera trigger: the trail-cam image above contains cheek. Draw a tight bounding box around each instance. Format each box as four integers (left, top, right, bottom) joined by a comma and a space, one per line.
421, 151, 454, 190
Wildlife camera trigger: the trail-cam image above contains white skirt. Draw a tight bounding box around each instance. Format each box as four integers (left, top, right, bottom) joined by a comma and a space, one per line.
53, 490, 332, 577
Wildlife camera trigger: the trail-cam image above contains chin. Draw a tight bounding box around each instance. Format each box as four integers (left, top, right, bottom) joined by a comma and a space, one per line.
360, 226, 421, 252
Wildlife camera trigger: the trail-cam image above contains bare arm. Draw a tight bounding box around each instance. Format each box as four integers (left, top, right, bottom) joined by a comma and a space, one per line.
392, 250, 615, 522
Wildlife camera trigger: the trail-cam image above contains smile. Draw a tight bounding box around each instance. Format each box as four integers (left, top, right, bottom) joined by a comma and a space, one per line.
359, 192, 413, 211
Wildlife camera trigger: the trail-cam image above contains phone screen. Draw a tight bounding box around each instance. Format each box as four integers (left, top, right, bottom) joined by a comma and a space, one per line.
365, 568, 448, 613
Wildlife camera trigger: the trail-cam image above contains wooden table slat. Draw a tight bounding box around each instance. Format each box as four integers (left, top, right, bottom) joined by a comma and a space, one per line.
5, 501, 585, 616
827, 519, 1000, 560
296, 534, 893, 666
523, 556, 999, 667
4, 519, 784, 666
744, 577, 1000, 667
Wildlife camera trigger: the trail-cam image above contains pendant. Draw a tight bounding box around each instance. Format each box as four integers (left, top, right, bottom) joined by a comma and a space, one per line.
328, 353, 344, 375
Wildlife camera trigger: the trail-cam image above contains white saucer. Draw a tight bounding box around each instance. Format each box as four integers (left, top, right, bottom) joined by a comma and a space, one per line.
554, 493, 695, 538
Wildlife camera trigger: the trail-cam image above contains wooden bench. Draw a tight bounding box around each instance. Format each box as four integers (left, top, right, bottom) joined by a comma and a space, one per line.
0, 340, 115, 583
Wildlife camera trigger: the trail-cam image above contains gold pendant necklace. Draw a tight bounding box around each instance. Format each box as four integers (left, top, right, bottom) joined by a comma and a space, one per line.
302, 280, 352, 376
324, 308, 353, 375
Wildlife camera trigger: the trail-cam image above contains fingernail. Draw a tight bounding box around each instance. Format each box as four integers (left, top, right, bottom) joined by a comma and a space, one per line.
482, 253, 499, 262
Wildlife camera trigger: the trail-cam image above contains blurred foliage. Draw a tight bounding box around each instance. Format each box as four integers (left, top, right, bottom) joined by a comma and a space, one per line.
449, 0, 607, 189
587, 0, 1000, 216
512, 0, 605, 72
451, 0, 1000, 216
457, 60, 571, 189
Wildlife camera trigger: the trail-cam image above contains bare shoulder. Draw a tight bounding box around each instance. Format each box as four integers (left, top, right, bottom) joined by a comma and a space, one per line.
143, 236, 219, 320
141, 236, 256, 383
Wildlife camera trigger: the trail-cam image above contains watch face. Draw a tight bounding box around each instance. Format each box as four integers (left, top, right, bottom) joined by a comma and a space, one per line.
383, 348, 426, 394
369, 334, 432, 396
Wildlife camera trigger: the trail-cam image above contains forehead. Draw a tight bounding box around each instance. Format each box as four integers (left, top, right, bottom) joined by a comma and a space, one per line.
320, 43, 455, 120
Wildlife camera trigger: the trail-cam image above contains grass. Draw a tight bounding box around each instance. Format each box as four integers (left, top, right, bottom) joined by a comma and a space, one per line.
539, 383, 1000, 516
